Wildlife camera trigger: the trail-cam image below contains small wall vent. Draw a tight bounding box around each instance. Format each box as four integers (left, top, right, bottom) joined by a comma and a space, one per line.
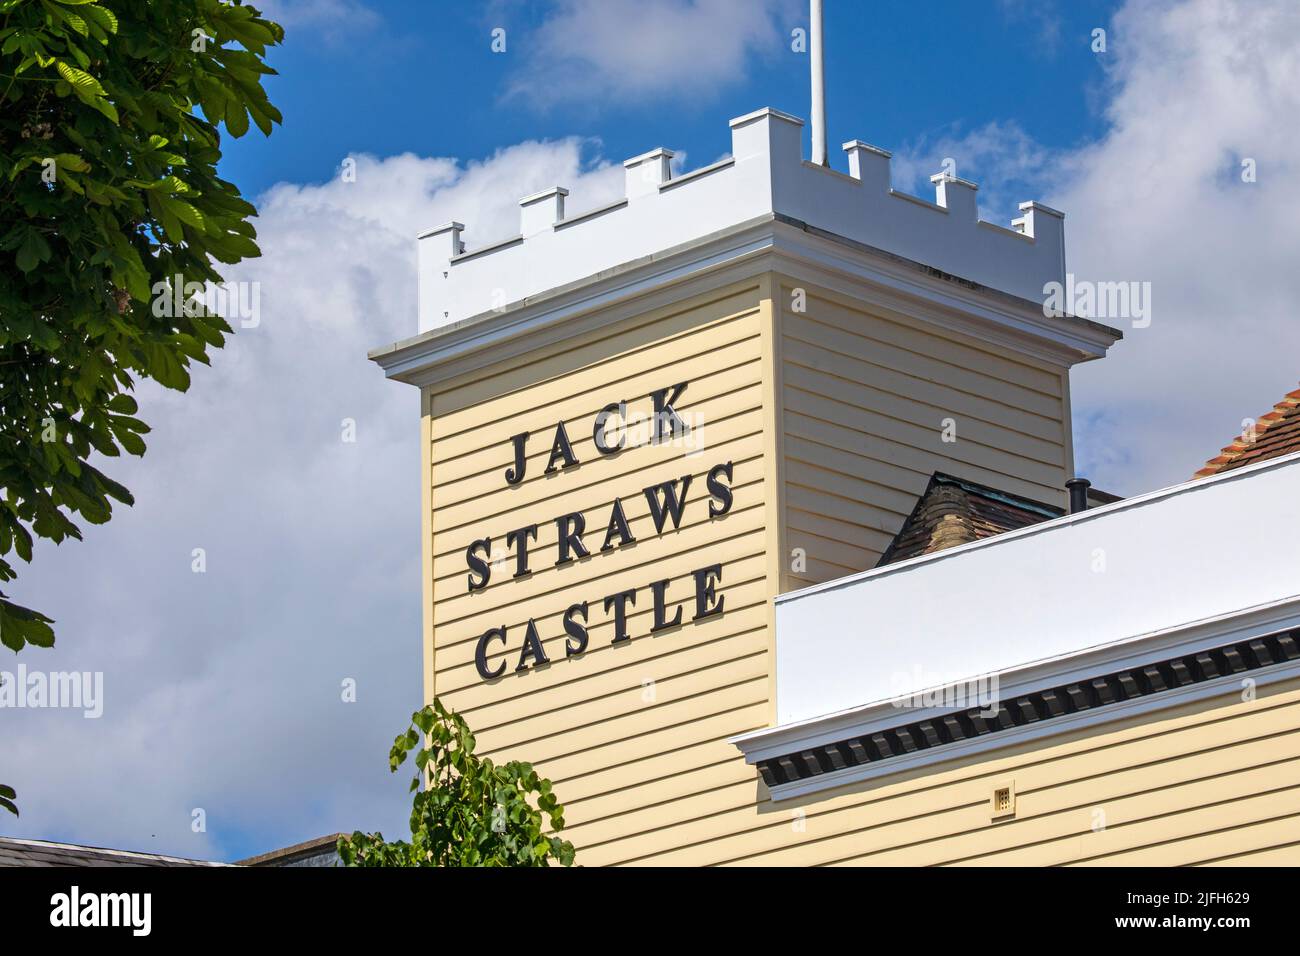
991, 782, 1016, 820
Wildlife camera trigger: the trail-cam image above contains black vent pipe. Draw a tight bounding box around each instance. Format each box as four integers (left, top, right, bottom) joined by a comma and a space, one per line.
1066, 477, 1092, 514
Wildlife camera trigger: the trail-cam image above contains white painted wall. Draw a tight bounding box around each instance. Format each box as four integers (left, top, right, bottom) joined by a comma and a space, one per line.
772, 452, 1300, 726
416, 108, 1067, 332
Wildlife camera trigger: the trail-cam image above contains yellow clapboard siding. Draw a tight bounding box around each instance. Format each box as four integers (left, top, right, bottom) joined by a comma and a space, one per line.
784, 482, 905, 539
540, 702, 769, 787
564, 750, 760, 831
838, 737, 1300, 866
1074, 807, 1300, 867
616, 683, 1300, 866
786, 288, 1063, 398
558, 738, 741, 805
782, 335, 1063, 442
432, 306, 757, 442
569, 777, 760, 852
774, 439, 930, 515
783, 408, 1064, 505
1194, 833, 1300, 866
980, 779, 1300, 868
785, 460, 920, 526
431, 285, 761, 422
785, 505, 898, 558
784, 385, 1064, 490
475, 674, 769, 769
783, 312, 1062, 420
784, 362, 1065, 467
781, 526, 877, 575
471, 647, 768, 755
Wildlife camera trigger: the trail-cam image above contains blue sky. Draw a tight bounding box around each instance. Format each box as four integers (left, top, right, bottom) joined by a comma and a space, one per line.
7, 0, 1300, 864
230, 0, 1121, 211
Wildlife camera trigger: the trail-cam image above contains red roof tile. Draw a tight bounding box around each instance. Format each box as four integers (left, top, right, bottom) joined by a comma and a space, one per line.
1195, 385, 1300, 478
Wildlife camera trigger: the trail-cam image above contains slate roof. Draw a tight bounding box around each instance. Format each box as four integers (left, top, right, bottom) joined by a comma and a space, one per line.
0, 836, 227, 867
876, 473, 1065, 567
1195, 384, 1300, 477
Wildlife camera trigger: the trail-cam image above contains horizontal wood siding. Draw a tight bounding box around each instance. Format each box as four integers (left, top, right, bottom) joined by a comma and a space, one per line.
427, 281, 773, 866
778, 281, 1072, 587
617, 679, 1300, 866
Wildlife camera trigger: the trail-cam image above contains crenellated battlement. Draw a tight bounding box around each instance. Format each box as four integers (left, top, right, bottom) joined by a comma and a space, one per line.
416, 107, 1066, 332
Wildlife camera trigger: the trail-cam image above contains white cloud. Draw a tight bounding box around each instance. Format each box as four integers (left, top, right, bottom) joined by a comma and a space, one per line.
500, 0, 801, 109
892, 0, 1300, 496
889, 120, 1053, 226
257, 0, 381, 39
3, 139, 623, 860
1057, 0, 1300, 493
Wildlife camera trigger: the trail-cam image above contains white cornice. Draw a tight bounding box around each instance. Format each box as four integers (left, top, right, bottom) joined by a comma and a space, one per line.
732, 594, 1300, 766
750, 658, 1300, 803
371, 215, 1121, 389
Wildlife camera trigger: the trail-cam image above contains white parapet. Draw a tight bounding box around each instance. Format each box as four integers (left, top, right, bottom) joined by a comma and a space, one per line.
769, 451, 1300, 728
414, 107, 1070, 333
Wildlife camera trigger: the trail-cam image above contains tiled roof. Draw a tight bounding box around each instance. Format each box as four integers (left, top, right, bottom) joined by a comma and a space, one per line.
1195, 384, 1300, 477
0, 836, 227, 867
876, 473, 1064, 567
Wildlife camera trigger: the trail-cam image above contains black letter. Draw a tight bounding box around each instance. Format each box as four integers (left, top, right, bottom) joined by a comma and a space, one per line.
506, 524, 538, 578
504, 432, 529, 485
650, 382, 688, 444
692, 564, 724, 620
516, 619, 549, 672
475, 626, 507, 680
466, 538, 492, 592
554, 512, 590, 566
600, 498, 637, 552
707, 461, 734, 518
643, 475, 692, 533
650, 579, 683, 632
563, 602, 589, 658
593, 402, 626, 455
604, 588, 637, 644
544, 421, 579, 473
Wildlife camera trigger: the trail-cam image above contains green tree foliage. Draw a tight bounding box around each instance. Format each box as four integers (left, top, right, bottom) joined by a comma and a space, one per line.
0, 0, 283, 814
339, 699, 577, 867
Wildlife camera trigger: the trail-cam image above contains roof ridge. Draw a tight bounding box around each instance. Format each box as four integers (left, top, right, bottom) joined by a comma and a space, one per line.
0, 835, 227, 866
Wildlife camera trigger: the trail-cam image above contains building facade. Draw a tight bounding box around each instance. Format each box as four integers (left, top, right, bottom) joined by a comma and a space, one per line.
371, 108, 1300, 866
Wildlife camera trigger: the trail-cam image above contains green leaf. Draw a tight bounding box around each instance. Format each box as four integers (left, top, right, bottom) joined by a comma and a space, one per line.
224, 98, 249, 138
15, 230, 51, 273
55, 59, 106, 97
80, 4, 118, 35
